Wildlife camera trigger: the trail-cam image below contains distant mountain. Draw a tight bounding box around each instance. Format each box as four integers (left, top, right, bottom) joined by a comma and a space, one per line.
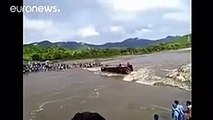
31, 41, 90, 49
33, 40, 52, 47
55, 41, 87, 49
87, 38, 155, 48
148, 36, 179, 45
25, 35, 188, 49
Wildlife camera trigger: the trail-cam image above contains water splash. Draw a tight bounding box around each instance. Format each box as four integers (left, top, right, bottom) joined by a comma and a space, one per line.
123, 67, 162, 85
86, 67, 125, 77
83, 67, 101, 72
154, 63, 191, 91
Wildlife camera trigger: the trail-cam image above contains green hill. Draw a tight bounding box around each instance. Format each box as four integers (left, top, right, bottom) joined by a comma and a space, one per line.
23, 34, 191, 61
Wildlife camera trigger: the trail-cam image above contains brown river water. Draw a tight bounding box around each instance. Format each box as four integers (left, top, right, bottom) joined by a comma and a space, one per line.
23, 49, 191, 120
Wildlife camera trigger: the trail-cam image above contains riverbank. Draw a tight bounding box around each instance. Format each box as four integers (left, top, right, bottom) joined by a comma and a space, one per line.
176, 47, 191, 51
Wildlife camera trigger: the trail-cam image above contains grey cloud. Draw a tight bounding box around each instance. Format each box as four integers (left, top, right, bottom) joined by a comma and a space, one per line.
24, 0, 190, 44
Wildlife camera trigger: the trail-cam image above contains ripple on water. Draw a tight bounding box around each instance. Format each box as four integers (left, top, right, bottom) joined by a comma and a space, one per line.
29, 95, 79, 120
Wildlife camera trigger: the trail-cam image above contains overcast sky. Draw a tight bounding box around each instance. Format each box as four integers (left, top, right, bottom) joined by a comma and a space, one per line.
23, 0, 191, 45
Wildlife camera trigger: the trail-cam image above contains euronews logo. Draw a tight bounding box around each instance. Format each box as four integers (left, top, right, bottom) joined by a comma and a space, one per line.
10, 5, 61, 13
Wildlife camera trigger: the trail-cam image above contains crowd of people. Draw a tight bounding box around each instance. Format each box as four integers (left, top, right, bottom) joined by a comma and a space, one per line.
171, 100, 192, 120
23, 60, 102, 74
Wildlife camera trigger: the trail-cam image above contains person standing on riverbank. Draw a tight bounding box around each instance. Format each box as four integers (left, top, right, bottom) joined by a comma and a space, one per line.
172, 103, 179, 120
175, 100, 185, 120
185, 101, 192, 120
171, 100, 185, 120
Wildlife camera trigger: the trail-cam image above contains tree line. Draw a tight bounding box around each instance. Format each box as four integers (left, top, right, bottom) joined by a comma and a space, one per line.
23, 36, 191, 61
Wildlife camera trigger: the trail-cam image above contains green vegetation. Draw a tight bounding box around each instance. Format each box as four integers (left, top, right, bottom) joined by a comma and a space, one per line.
23, 35, 191, 61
